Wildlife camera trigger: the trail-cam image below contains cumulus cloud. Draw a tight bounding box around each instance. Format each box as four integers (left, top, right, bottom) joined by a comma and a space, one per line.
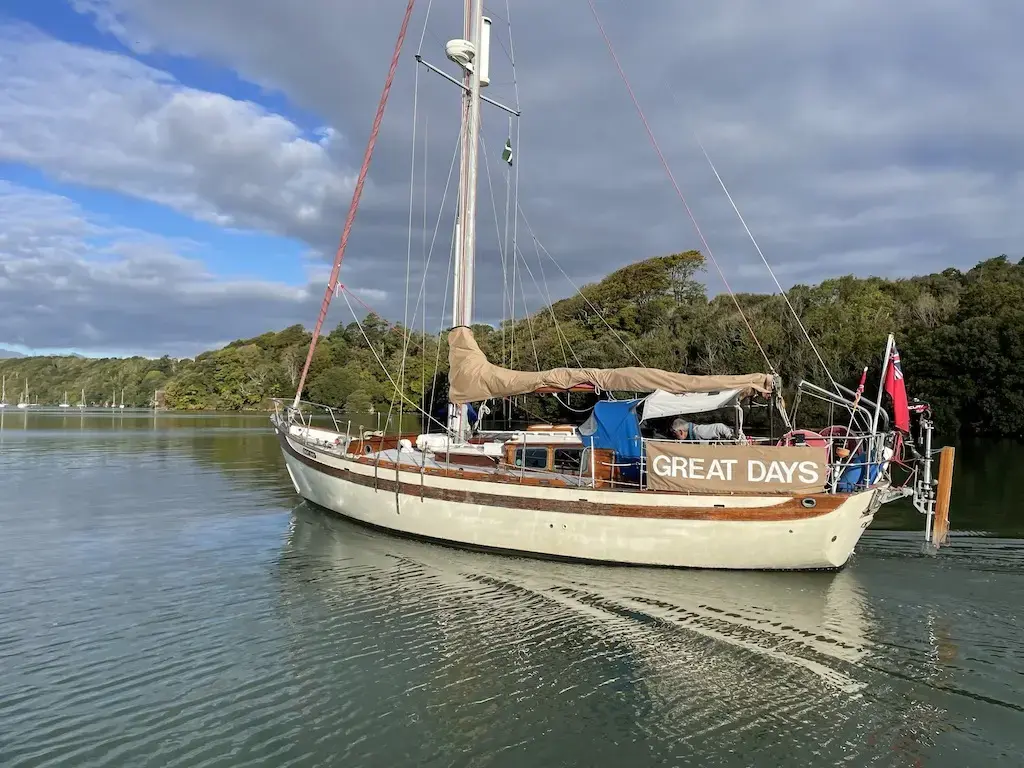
65, 0, 1024, 292
5, 1, 1024, 354
0, 23, 354, 243
0, 181, 322, 356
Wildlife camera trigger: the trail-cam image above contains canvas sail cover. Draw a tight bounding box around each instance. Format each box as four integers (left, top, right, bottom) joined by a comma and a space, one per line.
447, 327, 774, 404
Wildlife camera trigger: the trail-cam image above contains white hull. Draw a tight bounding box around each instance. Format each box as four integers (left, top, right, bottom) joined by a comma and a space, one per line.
277, 428, 879, 570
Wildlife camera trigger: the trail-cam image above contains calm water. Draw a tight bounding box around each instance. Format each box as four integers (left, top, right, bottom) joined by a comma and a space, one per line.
1, 410, 1022, 767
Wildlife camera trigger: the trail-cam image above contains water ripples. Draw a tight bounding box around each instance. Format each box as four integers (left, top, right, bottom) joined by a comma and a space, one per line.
1, 414, 1022, 766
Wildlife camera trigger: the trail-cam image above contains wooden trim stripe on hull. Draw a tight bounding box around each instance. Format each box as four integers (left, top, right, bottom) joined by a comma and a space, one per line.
277, 429, 853, 522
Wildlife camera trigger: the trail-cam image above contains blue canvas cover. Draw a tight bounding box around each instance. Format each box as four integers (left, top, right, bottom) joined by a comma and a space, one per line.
578, 399, 643, 482
836, 449, 883, 492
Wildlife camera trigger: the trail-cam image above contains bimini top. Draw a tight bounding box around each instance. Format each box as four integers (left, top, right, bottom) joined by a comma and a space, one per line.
639, 389, 743, 422
446, 327, 773, 404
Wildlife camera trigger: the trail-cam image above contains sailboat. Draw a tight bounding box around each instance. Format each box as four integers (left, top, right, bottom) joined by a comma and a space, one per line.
59, 390, 70, 408
17, 378, 29, 409
78, 388, 86, 408
0, 375, 6, 408
271, 3, 955, 570
119, 388, 126, 410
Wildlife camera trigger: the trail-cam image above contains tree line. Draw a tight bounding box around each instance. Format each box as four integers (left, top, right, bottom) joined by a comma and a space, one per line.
1, 252, 1021, 438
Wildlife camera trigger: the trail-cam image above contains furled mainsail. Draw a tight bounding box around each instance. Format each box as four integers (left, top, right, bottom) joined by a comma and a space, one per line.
446, 327, 774, 404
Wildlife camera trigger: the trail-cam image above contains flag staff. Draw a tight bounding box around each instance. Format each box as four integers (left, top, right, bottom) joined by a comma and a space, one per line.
870, 333, 895, 460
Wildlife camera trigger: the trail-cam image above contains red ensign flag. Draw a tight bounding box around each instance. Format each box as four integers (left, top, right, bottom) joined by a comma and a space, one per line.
884, 343, 910, 432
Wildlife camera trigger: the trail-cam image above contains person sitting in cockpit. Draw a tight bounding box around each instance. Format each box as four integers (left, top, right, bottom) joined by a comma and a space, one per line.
670, 417, 734, 442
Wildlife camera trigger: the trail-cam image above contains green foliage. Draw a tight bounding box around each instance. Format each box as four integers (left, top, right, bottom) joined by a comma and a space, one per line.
344, 389, 373, 414
2, 252, 1023, 437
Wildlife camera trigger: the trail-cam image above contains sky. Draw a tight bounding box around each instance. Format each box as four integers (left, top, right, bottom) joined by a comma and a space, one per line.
1, 0, 1021, 358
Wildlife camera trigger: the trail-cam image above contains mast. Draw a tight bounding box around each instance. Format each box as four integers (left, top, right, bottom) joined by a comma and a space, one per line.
452, 0, 484, 330
447, 0, 487, 439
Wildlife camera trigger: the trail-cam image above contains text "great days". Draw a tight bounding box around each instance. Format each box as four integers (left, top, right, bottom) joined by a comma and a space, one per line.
650, 455, 823, 485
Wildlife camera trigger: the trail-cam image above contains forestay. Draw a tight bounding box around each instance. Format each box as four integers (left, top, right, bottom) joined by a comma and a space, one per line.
645, 441, 828, 494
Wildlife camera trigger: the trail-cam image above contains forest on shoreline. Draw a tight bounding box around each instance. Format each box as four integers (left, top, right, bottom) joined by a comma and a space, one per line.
2, 252, 1022, 438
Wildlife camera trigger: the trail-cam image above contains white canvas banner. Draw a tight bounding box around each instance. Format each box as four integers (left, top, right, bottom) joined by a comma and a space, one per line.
645, 441, 828, 494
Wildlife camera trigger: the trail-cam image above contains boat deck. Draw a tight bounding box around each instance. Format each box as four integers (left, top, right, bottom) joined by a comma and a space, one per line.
370, 447, 597, 488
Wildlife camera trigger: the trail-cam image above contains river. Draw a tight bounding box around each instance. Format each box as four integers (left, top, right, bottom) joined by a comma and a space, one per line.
1, 410, 1021, 766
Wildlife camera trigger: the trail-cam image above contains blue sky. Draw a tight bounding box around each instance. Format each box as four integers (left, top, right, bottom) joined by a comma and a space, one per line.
0, 1, 348, 357
1, 1, 1022, 358
1, 0, 316, 291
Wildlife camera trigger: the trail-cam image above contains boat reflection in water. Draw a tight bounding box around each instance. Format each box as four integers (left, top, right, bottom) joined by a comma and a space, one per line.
277, 503, 949, 765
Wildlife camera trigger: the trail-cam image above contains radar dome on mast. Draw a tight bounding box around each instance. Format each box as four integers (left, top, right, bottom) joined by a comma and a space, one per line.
444, 16, 491, 87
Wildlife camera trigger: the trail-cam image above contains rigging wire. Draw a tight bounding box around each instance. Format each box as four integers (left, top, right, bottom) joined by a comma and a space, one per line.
500, 123, 511, 367
292, 0, 418, 407
516, 208, 646, 367
389, 68, 461, 432
482, 132, 578, 370
512, 242, 572, 364
529, 233, 583, 367
420, 116, 429, 415
583, 0, 775, 375
695, 138, 841, 393
425, 217, 458, 432
480, 132, 511, 334
394, 127, 461, 430
514, 245, 543, 369
505, 0, 523, 375
393, 35, 426, 436
413, 0, 435, 423
340, 287, 448, 432
415, 0, 435, 56
409, 132, 462, 331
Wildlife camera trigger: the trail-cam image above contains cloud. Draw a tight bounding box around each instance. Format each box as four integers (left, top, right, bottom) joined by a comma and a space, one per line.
0, 181, 323, 356
0, 23, 354, 243
63, 0, 1024, 300
4, 0, 1024, 356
